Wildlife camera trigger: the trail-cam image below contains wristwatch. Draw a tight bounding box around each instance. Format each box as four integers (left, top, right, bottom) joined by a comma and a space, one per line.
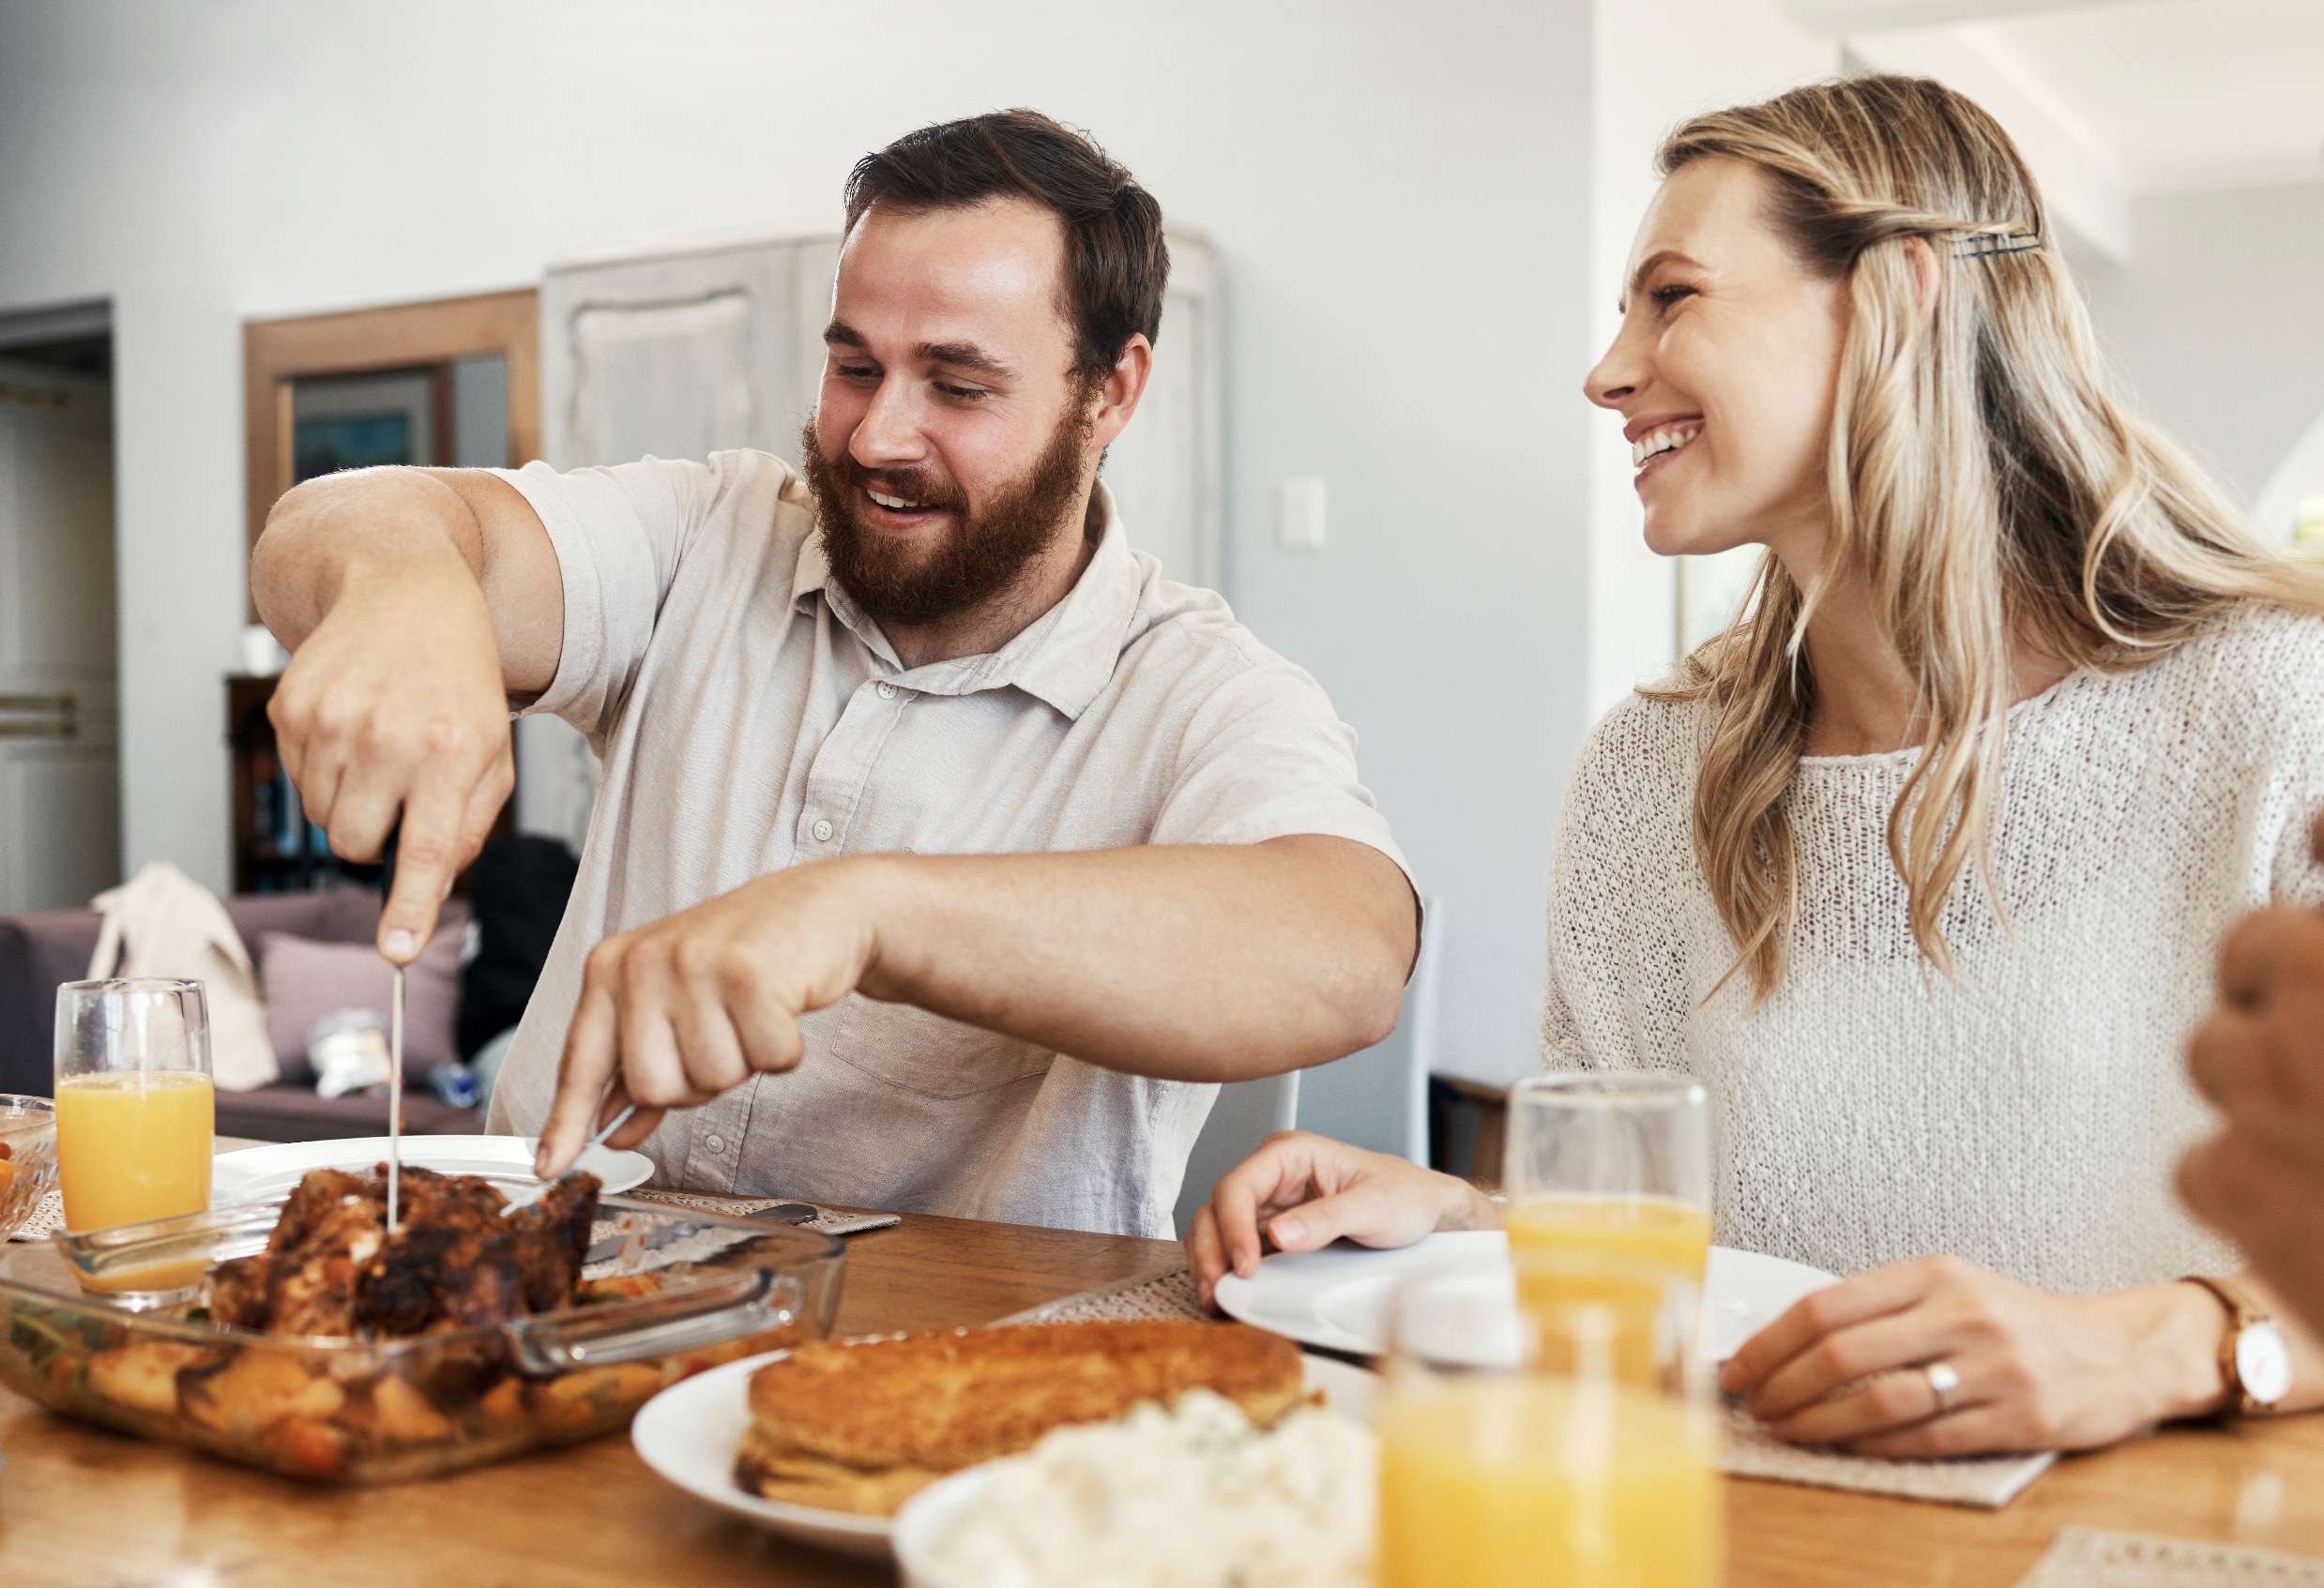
2181, 1276, 2293, 1416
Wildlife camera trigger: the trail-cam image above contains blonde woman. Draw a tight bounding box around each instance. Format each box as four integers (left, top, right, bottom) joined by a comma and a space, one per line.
1190, 74, 2324, 1456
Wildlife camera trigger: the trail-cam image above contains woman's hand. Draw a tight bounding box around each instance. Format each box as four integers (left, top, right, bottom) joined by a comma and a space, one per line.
1718, 1254, 2227, 1457
1185, 1131, 1497, 1307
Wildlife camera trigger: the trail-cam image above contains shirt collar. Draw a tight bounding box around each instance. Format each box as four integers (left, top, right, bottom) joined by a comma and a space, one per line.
793, 482, 1146, 720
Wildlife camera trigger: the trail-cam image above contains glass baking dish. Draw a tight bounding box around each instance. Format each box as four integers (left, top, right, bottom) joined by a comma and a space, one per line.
0, 1193, 843, 1483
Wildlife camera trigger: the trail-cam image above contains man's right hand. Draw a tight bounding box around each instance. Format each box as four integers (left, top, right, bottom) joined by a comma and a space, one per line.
1184, 1129, 1500, 1307
253, 468, 560, 963
267, 562, 513, 960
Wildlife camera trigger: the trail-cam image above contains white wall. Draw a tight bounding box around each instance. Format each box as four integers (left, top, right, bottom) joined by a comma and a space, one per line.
2071, 180, 2324, 532
1587, 0, 1839, 715
0, 0, 1596, 1086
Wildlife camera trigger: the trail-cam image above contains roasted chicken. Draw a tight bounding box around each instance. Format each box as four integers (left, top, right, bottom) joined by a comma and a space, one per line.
207, 1165, 600, 1338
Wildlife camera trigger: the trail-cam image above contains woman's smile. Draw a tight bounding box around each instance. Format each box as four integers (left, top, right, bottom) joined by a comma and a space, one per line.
1628, 415, 1704, 479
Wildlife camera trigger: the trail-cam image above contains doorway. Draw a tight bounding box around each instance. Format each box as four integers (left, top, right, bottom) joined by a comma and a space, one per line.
235, 290, 536, 892
0, 300, 118, 914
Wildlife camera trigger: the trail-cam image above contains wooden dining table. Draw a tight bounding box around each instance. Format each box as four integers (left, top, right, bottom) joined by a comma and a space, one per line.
5, 1147, 2324, 1586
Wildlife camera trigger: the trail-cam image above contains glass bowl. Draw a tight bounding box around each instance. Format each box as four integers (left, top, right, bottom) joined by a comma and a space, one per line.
1, 1192, 844, 1482
0, 1094, 58, 1240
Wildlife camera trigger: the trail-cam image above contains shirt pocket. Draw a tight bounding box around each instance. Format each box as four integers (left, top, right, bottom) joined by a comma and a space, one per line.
801, 996, 1056, 1100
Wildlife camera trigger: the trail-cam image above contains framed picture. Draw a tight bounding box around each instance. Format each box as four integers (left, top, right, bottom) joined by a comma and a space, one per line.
242, 288, 539, 613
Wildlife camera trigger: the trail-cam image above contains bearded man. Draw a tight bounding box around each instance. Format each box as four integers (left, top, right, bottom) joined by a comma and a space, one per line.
251, 110, 1417, 1237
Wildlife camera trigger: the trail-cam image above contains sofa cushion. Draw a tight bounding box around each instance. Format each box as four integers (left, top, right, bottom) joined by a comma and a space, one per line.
222, 886, 382, 949
1, 887, 459, 1100
258, 918, 464, 1081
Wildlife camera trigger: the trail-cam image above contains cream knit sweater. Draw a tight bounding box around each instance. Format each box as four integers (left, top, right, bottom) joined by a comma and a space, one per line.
1542, 607, 2324, 1295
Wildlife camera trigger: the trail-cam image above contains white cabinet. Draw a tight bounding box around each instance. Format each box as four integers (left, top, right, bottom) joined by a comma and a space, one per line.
541, 232, 840, 471
521, 226, 1224, 851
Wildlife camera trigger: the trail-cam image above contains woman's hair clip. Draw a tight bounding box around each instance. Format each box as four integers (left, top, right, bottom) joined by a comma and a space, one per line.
1953, 229, 2043, 260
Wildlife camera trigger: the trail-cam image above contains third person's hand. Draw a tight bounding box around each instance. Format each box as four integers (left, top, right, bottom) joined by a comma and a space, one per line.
2178, 812, 2324, 1340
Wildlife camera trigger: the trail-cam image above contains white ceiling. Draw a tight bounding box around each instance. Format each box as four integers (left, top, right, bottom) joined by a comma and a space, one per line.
1783, 0, 2324, 212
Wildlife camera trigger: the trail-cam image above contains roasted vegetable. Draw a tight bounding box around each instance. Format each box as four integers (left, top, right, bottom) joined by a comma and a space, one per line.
86, 1340, 214, 1416
181, 1349, 347, 1439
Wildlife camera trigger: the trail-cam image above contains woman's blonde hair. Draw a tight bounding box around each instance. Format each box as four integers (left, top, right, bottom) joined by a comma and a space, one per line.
1651, 74, 2324, 1000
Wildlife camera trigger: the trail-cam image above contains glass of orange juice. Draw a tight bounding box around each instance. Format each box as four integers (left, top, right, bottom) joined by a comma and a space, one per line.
1503, 1072, 1711, 1380
1376, 1266, 1722, 1588
54, 978, 216, 1247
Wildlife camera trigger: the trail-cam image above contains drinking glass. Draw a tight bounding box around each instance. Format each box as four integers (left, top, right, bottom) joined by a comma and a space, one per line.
1502, 1071, 1711, 1380
54, 978, 216, 1236
1375, 1265, 1722, 1588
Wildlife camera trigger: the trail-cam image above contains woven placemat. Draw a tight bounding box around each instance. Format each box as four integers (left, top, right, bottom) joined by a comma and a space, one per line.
6, 1187, 63, 1242
618, 1187, 901, 1238
2017, 1527, 2324, 1585
1721, 1399, 2054, 1507
996, 1265, 1209, 1325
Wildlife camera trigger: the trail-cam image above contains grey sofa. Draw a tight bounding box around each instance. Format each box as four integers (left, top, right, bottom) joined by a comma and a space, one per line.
0, 885, 482, 1142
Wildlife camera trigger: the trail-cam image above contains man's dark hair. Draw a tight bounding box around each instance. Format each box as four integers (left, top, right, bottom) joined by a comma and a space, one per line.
844, 109, 1168, 386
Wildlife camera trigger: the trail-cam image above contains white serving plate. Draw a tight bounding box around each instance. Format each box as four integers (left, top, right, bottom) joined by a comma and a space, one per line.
208, 1134, 655, 1206
633, 1347, 1377, 1561
1212, 1229, 1838, 1360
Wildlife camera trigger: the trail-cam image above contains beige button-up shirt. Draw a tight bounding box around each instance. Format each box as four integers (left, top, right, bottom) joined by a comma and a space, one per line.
483, 450, 1405, 1236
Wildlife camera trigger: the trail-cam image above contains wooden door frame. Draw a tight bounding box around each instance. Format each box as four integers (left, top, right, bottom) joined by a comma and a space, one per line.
242, 288, 539, 615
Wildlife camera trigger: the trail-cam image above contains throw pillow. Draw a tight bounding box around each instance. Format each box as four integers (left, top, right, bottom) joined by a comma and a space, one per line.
259, 922, 463, 1082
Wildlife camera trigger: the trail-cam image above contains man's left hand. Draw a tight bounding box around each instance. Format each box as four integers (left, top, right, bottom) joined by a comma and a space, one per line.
1718, 1254, 2225, 1456
534, 859, 883, 1172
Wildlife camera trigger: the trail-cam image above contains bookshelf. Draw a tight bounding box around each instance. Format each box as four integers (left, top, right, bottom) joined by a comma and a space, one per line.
227, 674, 509, 894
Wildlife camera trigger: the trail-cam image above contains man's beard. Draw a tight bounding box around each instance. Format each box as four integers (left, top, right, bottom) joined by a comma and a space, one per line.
799, 399, 1094, 630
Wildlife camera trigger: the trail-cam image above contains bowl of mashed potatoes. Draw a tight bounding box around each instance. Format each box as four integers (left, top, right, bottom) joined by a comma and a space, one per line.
894, 1387, 1376, 1588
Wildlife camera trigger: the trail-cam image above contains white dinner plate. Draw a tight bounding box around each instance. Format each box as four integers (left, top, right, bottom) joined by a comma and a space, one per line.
632, 1347, 1378, 1560
208, 1134, 656, 1206
1212, 1230, 1839, 1360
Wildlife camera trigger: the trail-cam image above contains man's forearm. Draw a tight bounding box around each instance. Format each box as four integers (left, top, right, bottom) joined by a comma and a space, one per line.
838, 834, 1416, 1082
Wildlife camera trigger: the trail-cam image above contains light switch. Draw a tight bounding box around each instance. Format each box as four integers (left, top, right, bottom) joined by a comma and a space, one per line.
1277, 476, 1327, 552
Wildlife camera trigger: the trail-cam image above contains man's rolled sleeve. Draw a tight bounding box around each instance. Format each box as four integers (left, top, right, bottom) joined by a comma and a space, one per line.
1147, 643, 1410, 884
490, 455, 721, 749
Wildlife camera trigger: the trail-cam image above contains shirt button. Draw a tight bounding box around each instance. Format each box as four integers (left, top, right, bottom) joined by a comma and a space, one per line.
704, 1134, 726, 1153
875, 680, 898, 700
812, 818, 834, 842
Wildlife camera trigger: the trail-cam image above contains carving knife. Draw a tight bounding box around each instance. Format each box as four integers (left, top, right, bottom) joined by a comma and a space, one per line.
388, 964, 404, 1232
381, 826, 403, 1233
